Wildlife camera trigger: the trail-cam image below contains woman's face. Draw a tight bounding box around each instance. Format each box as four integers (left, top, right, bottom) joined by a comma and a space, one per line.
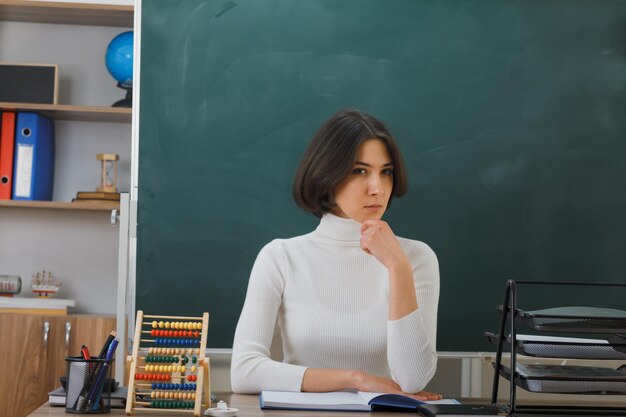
332, 138, 394, 223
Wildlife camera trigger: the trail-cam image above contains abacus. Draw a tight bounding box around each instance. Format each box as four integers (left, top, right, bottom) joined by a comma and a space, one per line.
126, 311, 211, 416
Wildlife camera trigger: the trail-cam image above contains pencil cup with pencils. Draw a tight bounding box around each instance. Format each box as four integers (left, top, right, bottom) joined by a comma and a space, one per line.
65, 356, 114, 414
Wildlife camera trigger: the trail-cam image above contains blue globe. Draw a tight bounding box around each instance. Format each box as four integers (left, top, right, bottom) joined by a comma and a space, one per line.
105, 31, 133, 87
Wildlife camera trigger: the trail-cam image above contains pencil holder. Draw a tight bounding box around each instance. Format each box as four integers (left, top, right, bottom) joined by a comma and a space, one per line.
65, 356, 113, 414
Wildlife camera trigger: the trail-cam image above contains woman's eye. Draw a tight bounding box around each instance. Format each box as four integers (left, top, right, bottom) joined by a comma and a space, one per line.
382, 168, 394, 176
352, 168, 367, 175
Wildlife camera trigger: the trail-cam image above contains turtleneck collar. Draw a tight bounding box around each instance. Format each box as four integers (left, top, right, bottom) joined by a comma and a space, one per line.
314, 213, 362, 243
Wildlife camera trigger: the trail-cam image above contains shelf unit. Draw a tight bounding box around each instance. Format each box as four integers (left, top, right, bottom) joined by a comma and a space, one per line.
488, 280, 626, 416
0, 0, 135, 398
0, 1, 133, 27
0, 102, 131, 123
0, 0, 134, 205
0, 199, 120, 211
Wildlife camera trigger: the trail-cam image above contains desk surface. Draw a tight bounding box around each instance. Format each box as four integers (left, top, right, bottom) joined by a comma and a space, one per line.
29, 393, 626, 417
29, 393, 435, 417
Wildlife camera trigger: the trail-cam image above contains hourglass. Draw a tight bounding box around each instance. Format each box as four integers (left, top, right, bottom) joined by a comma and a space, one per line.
96, 153, 119, 193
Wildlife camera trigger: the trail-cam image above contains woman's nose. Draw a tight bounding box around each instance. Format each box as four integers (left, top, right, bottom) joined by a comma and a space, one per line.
368, 174, 383, 195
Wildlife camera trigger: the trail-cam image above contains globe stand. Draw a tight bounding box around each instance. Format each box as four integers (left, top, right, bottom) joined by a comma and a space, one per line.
112, 82, 132, 108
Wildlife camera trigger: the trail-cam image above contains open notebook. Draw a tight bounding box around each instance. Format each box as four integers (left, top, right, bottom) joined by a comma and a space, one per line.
259, 391, 504, 415
260, 390, 459, 411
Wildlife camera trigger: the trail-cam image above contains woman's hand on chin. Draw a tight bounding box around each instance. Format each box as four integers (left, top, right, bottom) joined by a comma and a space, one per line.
360, 220, 410, 271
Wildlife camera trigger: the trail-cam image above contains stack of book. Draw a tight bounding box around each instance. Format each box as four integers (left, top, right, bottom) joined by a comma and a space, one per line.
72, 191, 120, 206
49, 386, 127, 408
0, 297, 75, 315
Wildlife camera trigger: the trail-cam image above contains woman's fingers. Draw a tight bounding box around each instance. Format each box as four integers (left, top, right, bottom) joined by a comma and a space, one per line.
413, 390, 443, 400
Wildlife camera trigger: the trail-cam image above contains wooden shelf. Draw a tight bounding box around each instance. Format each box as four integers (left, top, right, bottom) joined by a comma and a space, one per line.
0, 102, 131, 123
0, 1, 133, 27
0, 200, 119, 211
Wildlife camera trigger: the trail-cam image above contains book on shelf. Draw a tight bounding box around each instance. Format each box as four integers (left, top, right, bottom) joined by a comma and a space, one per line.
73, 191, 120, 201
49, 386, 127, 408
70, 199, 120, 208
0, 297, 75, 315
259, 391, 501, 415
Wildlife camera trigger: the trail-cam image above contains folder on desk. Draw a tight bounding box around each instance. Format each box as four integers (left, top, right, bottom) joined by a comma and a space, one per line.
0, 111, 16, 199
12, 112, 55, 201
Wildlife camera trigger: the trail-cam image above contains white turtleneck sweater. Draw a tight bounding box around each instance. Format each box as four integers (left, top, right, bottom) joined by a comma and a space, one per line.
230, 214, 439, 394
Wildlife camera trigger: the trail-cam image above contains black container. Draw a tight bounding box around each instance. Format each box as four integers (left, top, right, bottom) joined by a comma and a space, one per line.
65, 356, 113, 414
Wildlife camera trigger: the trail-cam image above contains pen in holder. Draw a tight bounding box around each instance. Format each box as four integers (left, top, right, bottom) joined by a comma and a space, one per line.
65, 356, 113, 414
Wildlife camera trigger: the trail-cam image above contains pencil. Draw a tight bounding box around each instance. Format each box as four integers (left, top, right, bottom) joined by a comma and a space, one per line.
98, 330, 117, 359
77, 330, 117, 412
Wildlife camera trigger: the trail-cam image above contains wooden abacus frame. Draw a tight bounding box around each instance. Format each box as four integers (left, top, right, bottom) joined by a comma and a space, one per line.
126, 311, 211, 416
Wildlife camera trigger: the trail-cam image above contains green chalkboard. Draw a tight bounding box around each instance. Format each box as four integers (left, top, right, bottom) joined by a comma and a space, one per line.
137, 0, 626, 350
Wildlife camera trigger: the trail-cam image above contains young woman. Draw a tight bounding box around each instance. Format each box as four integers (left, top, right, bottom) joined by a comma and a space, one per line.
231, 109, 440, 400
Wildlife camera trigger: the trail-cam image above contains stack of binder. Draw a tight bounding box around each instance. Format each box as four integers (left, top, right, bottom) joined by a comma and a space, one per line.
0, 111, 55, 201
487, 280, 626, 415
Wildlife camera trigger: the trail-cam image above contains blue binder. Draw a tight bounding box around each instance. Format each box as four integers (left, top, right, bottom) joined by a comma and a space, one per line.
12, 112, 55, 201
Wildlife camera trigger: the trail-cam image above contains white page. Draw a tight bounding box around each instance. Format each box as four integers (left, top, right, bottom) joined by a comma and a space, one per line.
356, 391, 460, 405
515, 334, 608, 344
261, 391, 366, 406
261, 390, 461, 410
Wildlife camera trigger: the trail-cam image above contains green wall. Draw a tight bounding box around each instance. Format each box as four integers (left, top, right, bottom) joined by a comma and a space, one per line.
138, 0, 626, 349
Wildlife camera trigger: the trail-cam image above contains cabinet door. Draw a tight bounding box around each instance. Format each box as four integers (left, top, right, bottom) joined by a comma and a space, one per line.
0, 314, 63, 417
46, 317, 71, 394
67, 316, 117, 376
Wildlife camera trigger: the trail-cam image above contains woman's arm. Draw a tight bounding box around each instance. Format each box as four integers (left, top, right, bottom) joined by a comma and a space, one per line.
360, 220, 418, 320
360, 220, 440, 393
301, 369, 442, 400
230, 241, 308, 393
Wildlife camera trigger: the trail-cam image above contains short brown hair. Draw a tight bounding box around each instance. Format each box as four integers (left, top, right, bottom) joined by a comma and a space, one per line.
293, 108, 408, 218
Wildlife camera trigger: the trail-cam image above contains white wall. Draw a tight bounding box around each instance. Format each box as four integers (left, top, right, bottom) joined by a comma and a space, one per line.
0, 207, 119, 314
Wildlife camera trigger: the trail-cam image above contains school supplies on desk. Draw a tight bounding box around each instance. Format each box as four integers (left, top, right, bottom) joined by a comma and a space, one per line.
49, 386, 127, 408
259, 390, 467, 412
87, 338, 119, 411
65, 331, 118, 413
125, 311, 211, 417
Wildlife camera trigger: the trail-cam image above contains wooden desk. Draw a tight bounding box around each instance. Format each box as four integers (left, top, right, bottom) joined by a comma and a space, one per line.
27, 393, 626, 417
28, 393, 422, 417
